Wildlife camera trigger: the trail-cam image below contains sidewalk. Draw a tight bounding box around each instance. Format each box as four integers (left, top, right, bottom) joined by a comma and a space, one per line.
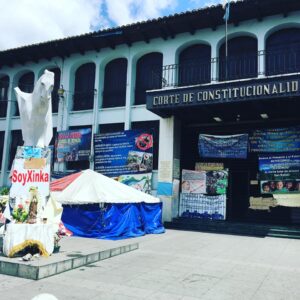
1, 229, 300, 299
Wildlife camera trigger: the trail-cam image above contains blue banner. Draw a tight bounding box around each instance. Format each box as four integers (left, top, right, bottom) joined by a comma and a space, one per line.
259, 154, 300, 194
94, 129, 153, 177
55, 129, 91, 162
249, 126, 300, 153
198, 134, 248, 159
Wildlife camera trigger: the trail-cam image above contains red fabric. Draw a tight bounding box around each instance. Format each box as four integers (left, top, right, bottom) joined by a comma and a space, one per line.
58, 221, 73, 236
50, 172, 82, 192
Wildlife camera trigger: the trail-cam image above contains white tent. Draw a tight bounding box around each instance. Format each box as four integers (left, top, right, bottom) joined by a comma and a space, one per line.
53, 169, 160, 204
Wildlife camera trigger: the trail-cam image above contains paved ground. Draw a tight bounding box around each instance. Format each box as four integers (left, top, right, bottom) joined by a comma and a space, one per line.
1, 229, 300, 300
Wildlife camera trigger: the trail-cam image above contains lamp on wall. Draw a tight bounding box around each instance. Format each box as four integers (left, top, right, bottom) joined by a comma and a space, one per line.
57, 85, 65, 98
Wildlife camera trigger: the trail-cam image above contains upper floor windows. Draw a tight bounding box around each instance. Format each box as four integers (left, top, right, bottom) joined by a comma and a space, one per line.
49, 67, 61, 113
178, 44, 211, 86
73, 63, 95, 111
219, 36, 258, 81
15, 71, 34, 116
135, 53, 163, 105
266, 28, 300, 76
0, 75, 9, 118
103, 58, 127, 108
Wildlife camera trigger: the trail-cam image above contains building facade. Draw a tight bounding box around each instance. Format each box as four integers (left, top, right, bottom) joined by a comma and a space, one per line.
0, 0, 300, 223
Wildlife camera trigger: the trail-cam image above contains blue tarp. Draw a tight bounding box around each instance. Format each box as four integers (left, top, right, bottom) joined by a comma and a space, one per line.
61, 202, 165, 240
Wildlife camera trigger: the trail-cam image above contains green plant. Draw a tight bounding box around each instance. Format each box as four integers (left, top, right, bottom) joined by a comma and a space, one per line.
11, 204, 28, 223
0, 186, 9, 196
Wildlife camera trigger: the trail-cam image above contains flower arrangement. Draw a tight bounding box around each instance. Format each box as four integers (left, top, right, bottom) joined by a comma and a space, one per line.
11, 204, 29, 223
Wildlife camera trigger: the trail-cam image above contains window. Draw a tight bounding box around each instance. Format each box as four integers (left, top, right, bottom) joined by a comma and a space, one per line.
266, 28, 300, 75
178, 44, 211, 86
73, 63, 95, 111
9, 130, 23, 168
219, 36, 257, 81
15, 72, 34, 116
0, 76, 9, 118
49, 68, 61, 113
103, 59, 127, 108
135, 53, 163, 105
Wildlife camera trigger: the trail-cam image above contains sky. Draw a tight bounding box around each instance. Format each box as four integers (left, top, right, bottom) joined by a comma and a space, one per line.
0, 0, 225, 51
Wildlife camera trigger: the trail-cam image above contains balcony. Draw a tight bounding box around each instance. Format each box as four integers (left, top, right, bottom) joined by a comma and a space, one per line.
149, 48, 300, 89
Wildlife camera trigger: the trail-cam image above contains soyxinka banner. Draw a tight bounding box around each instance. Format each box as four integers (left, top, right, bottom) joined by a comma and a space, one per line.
259, 153, 300, 194
55, 128, 91, 162
249, 126, 300, 153
94, 129, 153, 177
198, 134, 248, 159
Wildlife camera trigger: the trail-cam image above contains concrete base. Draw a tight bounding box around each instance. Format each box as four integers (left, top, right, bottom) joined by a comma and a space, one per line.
0, 236, 138, 280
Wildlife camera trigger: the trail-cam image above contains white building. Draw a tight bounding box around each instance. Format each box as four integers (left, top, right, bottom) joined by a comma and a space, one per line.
0, 0, 300, 224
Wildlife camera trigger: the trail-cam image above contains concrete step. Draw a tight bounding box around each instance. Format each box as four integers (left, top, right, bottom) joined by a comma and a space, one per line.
0, 236, 139, 280
165, 219, 300, 239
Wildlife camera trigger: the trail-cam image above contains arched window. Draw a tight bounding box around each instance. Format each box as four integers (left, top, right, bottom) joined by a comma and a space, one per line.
219, 36, 257, 81
266, 28, 300, 75
73, 63, 95, 111
49, 67, 61, 113
103, 58, 127, 108
0, 75, 9, 118
15, 72, 34, 116
178, 44, 211, 86
135, 53, 163, 105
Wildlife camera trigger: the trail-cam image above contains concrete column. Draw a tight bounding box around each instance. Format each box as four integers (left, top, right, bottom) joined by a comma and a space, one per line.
258, 34, 265, 78
211, 42, 218, 83
90, 61, 101, 170
157, 116, 181, 222
0, 77, 13, 186
124, 53, 136, 130
56, 63, 72, 172
162, 47, 177, 87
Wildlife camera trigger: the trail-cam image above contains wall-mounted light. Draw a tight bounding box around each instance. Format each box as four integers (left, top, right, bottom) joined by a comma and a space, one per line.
213, 117, 222, 122
260, 113, 269, 119
57, 85, 65, 98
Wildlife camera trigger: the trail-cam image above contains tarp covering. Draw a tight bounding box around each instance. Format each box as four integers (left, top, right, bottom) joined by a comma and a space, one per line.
61, 202, 164, 239
50, 172, 82, 191
52, 169, 160, 204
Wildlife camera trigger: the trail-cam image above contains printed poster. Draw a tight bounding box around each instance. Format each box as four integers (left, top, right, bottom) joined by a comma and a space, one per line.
259, 153, 300, 194
206, 170, 228, 195
10, 146, 51, 199
198, 134, 248, 159
118, 173, 152, 194
94, 129, 153, 177
55, 128, 92, 162
181, 169, 206, 194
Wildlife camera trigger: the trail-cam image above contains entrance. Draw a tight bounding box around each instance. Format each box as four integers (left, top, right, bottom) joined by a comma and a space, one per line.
179, 116, 300, 225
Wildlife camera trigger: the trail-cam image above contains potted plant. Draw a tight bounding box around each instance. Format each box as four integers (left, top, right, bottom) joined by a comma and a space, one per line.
53, 232, 62, 253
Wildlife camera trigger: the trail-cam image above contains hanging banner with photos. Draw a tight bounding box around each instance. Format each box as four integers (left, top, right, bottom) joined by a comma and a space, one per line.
249, 126, 300, 153
180, 194, 226, 220
55, 128, 91, 162
94, 129, 153, 177
117, 173, 152, 194
259, 154, 300, 194
206, 170, 228, 195
198, 134, 248, 159
181, 169, 206, 194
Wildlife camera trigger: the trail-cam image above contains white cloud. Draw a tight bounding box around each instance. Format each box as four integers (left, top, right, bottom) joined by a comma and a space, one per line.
0, 0, 103, 51
104, 0, 177, 26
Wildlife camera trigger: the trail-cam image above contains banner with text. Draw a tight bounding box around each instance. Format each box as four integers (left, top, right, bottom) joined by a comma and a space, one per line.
94, 129, 153, 177
199, 134, 248, 159
249, 126, 300, 153
180, 194, 226, 220
259, 154, 300, 194
55, 129, 91, 162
